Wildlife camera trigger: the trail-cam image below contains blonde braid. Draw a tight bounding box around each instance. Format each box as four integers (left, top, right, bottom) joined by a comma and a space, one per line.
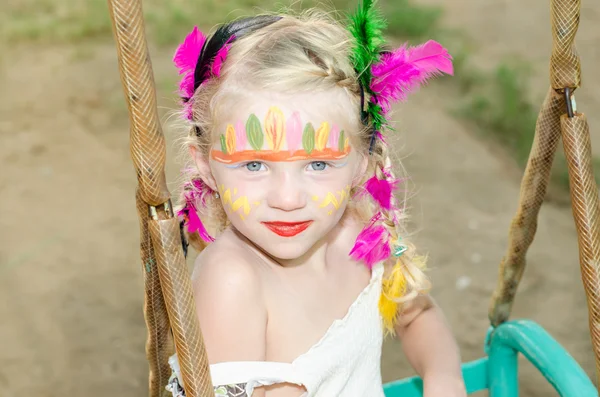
372, 142, 431, 335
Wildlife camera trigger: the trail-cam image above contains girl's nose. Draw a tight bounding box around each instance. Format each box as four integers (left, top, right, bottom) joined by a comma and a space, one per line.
266, 170, 307, 212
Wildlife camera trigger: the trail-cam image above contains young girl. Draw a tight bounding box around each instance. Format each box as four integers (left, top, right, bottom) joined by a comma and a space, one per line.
168, 2, 465, 396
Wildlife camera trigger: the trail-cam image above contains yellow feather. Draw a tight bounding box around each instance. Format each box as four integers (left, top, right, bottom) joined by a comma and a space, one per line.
379, 254, 429, 336
379, 259, 406, 336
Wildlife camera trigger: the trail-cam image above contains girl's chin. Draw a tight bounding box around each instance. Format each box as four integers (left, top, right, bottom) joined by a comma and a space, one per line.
241, 233, 320, 261
258, 241, 315, 261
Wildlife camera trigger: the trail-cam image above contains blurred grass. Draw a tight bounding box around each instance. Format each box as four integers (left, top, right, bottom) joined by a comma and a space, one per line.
382, 0, 441, 39
1, 0, 112, 43
457, 62, 538, 169
0, 0, 440, 46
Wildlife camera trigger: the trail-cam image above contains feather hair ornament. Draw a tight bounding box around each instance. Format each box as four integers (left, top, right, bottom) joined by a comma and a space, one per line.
177, 179, 214, 243
348, 0, 388, 142
370, 40, 454, 113
173, 16, 282, 120
192, 16, 281, 91
379, 254, 428, 335
173, 26, 207, 120
347, 1, 453, 148
379, 259, 407, 335
346, 1, 443, 334
174, 26, 206, 100
363, 172, 399, 210
349, 215, 392, 269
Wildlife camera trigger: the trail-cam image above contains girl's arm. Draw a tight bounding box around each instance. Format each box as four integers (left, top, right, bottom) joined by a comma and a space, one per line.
193, 252, 268, 396
394, 295, 466, 397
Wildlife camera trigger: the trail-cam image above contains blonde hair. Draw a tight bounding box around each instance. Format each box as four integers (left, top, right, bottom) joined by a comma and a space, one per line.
176, 9, 430, 334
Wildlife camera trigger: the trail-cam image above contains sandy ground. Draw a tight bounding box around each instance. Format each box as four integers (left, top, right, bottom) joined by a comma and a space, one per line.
1, 1, 599, 395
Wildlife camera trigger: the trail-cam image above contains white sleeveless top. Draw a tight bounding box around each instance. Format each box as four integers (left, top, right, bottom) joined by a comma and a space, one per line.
168, 262, 386, 397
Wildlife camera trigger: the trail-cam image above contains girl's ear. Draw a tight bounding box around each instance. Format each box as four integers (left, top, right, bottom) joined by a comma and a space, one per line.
190, 145, 218, 191
352, 152, 370, 187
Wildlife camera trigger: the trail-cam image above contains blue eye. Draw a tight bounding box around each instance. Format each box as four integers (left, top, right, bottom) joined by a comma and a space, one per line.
309, 161, 328, 171
246, 162, 265, 172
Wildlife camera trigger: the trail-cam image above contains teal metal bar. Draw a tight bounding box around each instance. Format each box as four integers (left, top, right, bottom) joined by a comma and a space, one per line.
488, 319, 597, 397
383, 358, 489, 397
382, 320, 596, 397
488, 331, 519, 397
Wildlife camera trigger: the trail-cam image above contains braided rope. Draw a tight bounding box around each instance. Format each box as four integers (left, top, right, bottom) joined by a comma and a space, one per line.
489, 0, 600, 381
488, 89, 564, 326
107, 0, 213, 395
560, 113, 600, 382
136, 190, 173, 397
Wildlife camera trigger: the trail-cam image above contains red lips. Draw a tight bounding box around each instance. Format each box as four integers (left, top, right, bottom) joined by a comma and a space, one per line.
261, 221, 313, 237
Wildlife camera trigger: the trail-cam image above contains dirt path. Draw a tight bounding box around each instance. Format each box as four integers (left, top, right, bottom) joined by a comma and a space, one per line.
0, 6, 597, 394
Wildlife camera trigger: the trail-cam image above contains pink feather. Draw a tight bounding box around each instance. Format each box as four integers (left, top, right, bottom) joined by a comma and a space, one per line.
183, 101, 194, 121
371, 130, 387, 145
364, 174, 398, 210
349, 223, 391, 269
211, 37, 234, 78
177, 178, 214, 242
371, 40, 453, 113
173, 26, 207, 100
191, 178, 212, 204
178, 205, 214, 243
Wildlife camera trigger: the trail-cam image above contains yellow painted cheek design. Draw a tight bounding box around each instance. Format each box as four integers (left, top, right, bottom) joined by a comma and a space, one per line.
219, 185, 261, 221
314, 185, 351, 215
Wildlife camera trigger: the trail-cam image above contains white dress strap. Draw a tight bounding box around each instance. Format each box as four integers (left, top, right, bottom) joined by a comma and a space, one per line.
211, 361, 304, 396
167, 356, 305, 396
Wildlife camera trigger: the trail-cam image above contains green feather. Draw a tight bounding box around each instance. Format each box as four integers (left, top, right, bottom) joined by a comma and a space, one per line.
368, 102, 386, 131
348, 0, 387, 87
348, 0, 390, 134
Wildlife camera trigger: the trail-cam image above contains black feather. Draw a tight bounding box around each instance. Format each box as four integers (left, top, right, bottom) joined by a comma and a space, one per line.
193, 15, 282, 91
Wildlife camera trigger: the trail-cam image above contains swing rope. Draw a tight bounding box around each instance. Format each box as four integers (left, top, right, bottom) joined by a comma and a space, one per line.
489, 0, 600, 383
106, 0, 213, 395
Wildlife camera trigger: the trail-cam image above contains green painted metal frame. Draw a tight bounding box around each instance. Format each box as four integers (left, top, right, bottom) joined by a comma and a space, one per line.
383, 319, 597, 397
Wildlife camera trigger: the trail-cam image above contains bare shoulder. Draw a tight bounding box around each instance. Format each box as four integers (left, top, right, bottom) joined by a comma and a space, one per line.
191, 229, 267, 363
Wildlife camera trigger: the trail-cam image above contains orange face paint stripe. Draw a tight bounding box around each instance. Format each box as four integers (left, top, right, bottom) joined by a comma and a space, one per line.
211, 147, 351, 164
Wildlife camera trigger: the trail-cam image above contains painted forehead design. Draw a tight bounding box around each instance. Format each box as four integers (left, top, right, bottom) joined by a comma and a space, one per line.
211, 106, 351, 163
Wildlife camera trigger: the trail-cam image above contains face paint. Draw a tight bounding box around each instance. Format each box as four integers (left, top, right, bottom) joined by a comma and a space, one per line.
204, 89, 365, 262
211, 106, 351, 163
218, 184, 259, 221
313, 185, 352, 215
